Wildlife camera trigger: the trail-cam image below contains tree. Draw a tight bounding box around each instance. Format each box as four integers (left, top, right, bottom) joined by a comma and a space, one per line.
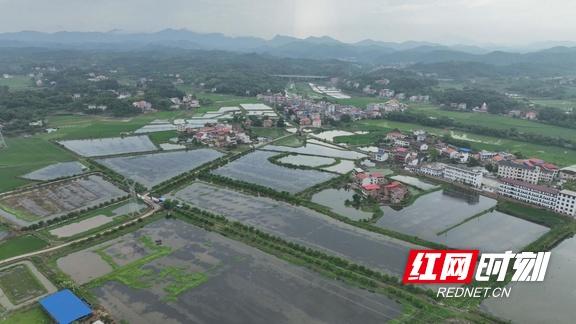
340, 114, 352, 123
276, 117, 285, 128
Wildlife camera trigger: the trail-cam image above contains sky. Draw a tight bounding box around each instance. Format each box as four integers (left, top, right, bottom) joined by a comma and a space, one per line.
0, 0, 575, 45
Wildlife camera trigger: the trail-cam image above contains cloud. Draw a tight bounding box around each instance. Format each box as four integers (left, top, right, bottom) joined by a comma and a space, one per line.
0, 0, 574, 45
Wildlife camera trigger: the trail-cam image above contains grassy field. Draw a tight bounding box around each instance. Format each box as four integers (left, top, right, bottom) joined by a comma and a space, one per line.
529, 98, 576, 111
273, 135, 304, 147
250, 127, 288, 139
409, 103, 576, 139
148, 130, 178, 145
0, 264, 47, 304
43, 112, 186, 140
0, 235, 48, 261
0, 76, 33, 91
0, 137, 77, 193
343, 119, 576, 166
184, 92, 259, 115
0, 306, 51, 324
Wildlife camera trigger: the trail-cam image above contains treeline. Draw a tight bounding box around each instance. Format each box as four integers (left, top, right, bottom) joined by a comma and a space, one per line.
537, 107, 576, 129
433, 88, 524, 114
339, 68, 438, 96
386, 112, 575, 149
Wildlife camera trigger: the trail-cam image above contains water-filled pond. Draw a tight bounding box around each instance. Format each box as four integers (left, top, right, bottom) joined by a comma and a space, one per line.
312, 188, 373, 221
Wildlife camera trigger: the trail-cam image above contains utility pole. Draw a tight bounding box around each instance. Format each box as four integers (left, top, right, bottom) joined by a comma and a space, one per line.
125, 179, 138, 217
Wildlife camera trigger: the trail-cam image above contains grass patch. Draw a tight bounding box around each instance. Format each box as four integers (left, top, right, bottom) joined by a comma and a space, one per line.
250, 127, 287, 139
273, 135, 304, 147
148, 130, 178, 145
0, 306, 51, 324
409, 104, 576, 139
496, 200, 570, 228
0, 137, 77, 193
0, 76, 33, 90
89, 236, 171, 289
159, 266, 209, 302
0, 236, 48, 261
0, 264, 47, 305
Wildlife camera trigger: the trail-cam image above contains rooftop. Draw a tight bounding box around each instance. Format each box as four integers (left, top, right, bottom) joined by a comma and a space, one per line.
39, 289, 92, 324
500, 178, 559, 194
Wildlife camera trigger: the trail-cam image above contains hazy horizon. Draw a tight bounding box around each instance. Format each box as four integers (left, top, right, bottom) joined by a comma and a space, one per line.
0, 0, 575, 47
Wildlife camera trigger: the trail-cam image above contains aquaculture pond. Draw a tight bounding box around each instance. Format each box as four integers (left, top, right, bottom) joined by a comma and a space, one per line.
311, 188, 373, 221
375, 189, 547, 251
212, 151, 337, 194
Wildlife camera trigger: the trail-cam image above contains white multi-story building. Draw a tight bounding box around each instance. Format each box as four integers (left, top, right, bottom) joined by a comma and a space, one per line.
444, 164, 483, 188
555, 190, 576, 217
559, 165, 576, 181
498, 160, 541, 184
497, 179, 558, 209
418, 163, 445, 177
498, 159, 558, 184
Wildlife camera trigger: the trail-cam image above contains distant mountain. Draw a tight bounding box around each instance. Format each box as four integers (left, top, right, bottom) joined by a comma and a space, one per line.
2, 29, 576, 71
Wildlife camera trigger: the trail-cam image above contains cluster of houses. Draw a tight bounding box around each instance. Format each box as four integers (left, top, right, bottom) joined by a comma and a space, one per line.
352, 168, 409, 204
258, 93, 410, 124
368, 128, 576, 217
169, 95, 200, 109
176, 122, 251, 148
508, 110, 538, 120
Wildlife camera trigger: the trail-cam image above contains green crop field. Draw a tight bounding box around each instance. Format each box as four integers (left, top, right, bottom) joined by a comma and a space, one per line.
250, 127, 288, 139
0, 76, 34, 91
0, 235, 48, 261
0, 137, 77, 193
148, 130, 178, 145
43, 112, 186, 140
530, 98, 576, 111
0, 264, 47, 304
344, 119, 576, 166
0, 306, 51, 324
409, 104, 576, 139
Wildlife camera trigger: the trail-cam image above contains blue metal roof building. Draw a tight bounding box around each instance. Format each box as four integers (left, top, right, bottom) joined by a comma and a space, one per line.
39, 289, 92, 324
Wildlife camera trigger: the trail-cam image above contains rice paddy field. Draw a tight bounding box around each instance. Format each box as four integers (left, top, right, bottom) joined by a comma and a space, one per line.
172, 182, 419, 276
0, 137, 77, 193
21, 161, 86, 181
58, 135, 158, 157
57, 218, 403, 324
262, 143, 367, 160
96, 149, 224, 188
410, 103, 576, 139
0, 261, 56, 309
0, 175, 126, 226
212, 151, 337, 193
0, 236, 48, 261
